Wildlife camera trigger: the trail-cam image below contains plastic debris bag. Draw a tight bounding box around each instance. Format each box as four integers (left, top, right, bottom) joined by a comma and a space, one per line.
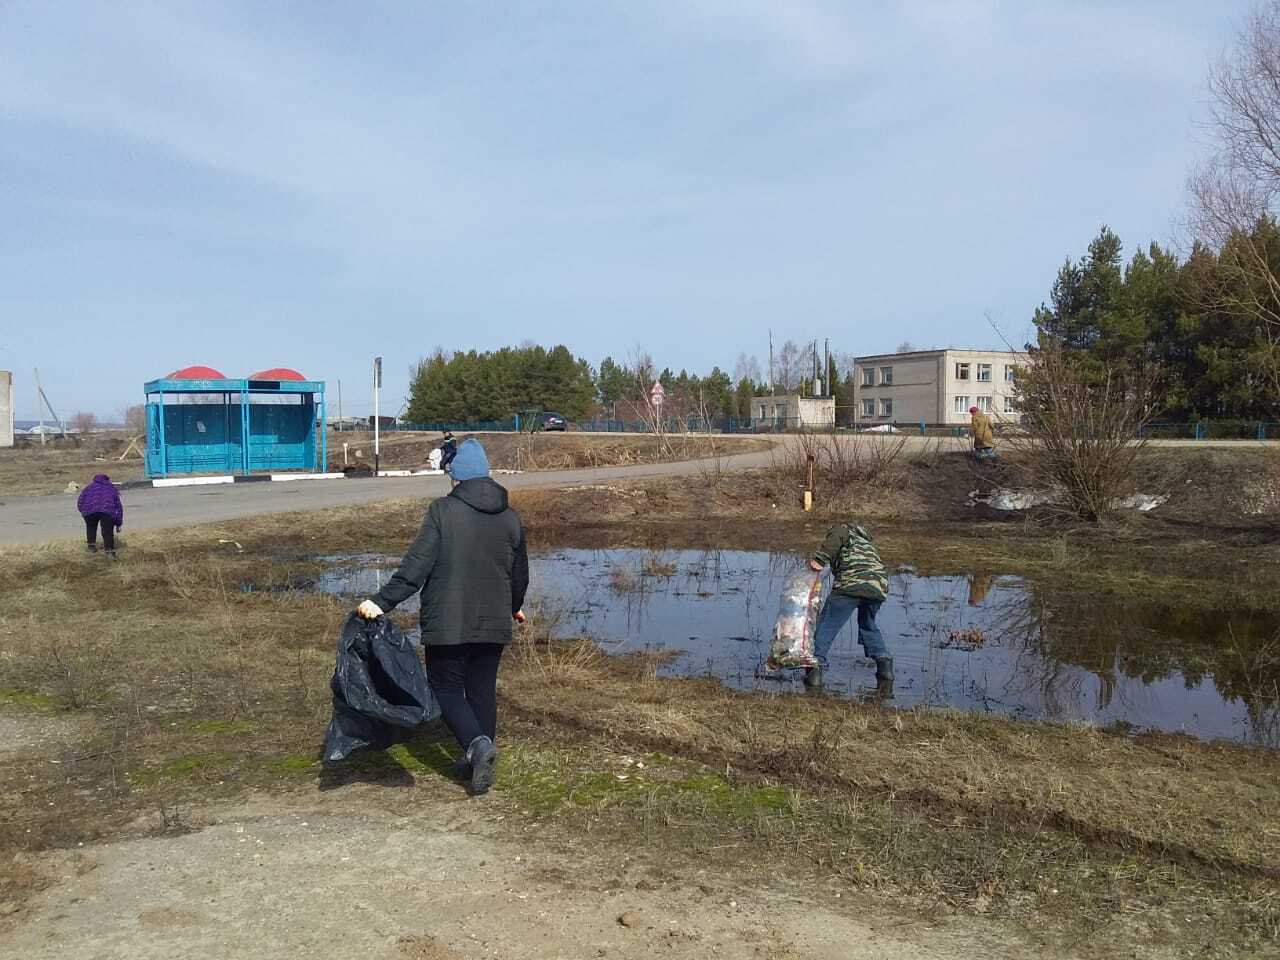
767, 570, 825, 670
323, 612, 440, 764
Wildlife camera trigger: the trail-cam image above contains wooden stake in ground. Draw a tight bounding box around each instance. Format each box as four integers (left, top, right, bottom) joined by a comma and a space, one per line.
804, 453, 815, 511
117, 434, 145, 461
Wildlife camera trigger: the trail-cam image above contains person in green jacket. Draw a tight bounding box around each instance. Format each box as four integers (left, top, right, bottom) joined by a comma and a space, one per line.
357, 439, 528, 794
805, 522, 892, 690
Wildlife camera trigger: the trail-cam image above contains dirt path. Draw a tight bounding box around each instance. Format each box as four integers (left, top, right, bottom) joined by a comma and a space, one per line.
2, 794, 1037, 960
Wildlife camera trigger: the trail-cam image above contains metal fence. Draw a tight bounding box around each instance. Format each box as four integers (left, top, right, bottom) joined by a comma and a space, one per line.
1139, 421, 1280, 440
335, 417, 1280, 440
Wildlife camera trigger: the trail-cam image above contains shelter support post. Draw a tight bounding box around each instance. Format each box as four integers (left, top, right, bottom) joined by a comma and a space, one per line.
240, 387, 250, 475
158, 392, 168, 478
319, 394, 328, 472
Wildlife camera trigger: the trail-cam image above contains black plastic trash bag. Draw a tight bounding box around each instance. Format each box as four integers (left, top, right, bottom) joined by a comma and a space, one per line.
323, 612, 439, 764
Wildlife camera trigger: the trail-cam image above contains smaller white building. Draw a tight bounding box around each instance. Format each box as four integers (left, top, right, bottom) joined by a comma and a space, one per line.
753, 395, 835, 428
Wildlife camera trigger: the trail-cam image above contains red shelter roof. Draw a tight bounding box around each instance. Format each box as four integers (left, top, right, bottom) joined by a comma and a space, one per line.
249, 367, 307, 381
169, 365, 228, 380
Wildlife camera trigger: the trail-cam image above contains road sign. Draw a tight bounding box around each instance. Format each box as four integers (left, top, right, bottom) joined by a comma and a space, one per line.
650, 381, 665, 408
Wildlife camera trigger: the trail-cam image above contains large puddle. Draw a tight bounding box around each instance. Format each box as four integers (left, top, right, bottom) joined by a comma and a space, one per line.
315, 549, 1280, 748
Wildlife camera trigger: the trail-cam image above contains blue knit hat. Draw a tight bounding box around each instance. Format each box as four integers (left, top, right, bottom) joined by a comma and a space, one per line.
449, 438, 490, 482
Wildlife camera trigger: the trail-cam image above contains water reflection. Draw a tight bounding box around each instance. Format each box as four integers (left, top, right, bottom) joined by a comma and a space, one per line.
314, 548, 1280, 748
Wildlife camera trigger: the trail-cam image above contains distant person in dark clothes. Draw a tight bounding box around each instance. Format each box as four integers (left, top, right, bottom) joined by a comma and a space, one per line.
357, 439, 528, 794
77, 473, 123, 557
440, 431, 458, 472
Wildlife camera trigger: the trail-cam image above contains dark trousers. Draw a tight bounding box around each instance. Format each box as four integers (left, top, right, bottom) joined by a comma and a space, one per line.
424, 643, 504, 751
84, 513, 116, 550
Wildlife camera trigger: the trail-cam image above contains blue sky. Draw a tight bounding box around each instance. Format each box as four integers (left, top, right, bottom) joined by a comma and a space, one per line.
0, 1, 1253, 419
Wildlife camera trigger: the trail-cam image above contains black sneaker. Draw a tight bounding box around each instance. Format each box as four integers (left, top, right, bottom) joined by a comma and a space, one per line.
802, 665, 823, 689
466, 736, 499, 794
86, 543, 97, 554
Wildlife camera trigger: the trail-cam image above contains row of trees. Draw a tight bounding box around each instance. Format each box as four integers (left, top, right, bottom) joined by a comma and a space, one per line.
405, 343, 847, 424
405, 345, 597, 423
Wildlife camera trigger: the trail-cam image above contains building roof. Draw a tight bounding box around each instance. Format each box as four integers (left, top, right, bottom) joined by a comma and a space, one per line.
853, 347, 1027, 362
249, 367, 307, 381
169, 364, 228, 379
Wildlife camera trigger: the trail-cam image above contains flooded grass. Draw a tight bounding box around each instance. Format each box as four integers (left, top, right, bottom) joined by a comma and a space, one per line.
314, 548, 1280, 748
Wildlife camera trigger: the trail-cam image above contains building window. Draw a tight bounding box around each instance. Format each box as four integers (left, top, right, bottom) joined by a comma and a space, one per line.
977, 396, 993, 413
879, 398, 893, 417
862, 367, 875, 386
861, 399, 875, 418
977, 363, 992, 382
880, 366, 893, 385
1004, 395, 1018, 413
955, 363, 970, 380
1004, 364, 1018, 382
954, 395, 970, 414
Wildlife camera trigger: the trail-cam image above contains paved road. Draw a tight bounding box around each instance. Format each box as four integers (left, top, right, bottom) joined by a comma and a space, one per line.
0, 445, 780, 547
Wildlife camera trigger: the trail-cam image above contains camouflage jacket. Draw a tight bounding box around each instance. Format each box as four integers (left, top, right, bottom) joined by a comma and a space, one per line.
813, 522, 889, 601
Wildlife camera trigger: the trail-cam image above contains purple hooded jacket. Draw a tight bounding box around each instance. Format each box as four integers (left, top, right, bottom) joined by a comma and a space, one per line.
77, 474, 124, 527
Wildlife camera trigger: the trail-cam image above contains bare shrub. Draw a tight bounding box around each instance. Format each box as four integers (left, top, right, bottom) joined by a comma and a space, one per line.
689, 390, 728, 489
771, 429, 908, 500
68, 411, 98, 434
1009, 343, 1159, 521
121, 404, 147, 434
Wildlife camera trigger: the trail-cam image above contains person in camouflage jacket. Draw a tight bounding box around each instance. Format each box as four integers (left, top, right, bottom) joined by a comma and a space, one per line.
805, 522, 893, 689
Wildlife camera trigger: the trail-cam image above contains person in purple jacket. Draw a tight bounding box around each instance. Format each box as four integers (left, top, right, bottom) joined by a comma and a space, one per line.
77, 474, 124, 557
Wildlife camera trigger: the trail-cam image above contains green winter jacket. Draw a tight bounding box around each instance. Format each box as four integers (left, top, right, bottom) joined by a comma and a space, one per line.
372, 478, 529, 646
813, 522, 889, 602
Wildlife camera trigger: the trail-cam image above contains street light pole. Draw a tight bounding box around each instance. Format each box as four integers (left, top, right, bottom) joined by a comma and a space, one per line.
373, 356, 382, 476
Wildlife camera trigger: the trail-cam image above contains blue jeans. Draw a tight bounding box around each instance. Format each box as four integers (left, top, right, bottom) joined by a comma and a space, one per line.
813, 595, 886, 668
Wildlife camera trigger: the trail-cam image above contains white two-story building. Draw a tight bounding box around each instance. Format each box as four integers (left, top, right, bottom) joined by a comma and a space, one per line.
851, 349, 1027, 427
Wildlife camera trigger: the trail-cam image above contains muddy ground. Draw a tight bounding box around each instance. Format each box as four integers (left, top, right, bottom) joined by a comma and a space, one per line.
2, 443, 1279, 958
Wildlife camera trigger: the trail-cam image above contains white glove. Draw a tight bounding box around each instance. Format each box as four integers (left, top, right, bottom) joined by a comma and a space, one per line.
356, 599, 384, 620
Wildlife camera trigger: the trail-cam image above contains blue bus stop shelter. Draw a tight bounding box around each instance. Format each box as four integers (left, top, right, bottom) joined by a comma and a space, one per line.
144, 372, 327, 478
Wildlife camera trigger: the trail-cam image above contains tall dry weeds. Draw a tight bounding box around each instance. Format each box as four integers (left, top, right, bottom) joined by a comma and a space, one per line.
770, 430, 908, 503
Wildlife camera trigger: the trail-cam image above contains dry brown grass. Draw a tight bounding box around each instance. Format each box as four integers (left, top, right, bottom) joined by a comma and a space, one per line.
331, 430, 768, 473
0, 437, 147, 496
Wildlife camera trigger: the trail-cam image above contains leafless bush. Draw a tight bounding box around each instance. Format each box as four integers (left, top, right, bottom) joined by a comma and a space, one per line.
688, 390, 728, 489
1008, 343, 1159, 521
40, 635, 113, 709
771, 429, 908, 498
68, 411, 98, 435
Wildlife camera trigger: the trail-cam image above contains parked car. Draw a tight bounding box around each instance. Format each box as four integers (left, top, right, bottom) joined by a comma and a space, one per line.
539, 412, 567, 432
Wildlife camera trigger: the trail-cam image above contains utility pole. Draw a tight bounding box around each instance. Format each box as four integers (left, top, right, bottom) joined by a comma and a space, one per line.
337, 379, 343, 432
768, 330, 774, 396
824, 338, 830, 397
373, 357, 382, 475
35, 369, 44, 446
34, 367, 64, 443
